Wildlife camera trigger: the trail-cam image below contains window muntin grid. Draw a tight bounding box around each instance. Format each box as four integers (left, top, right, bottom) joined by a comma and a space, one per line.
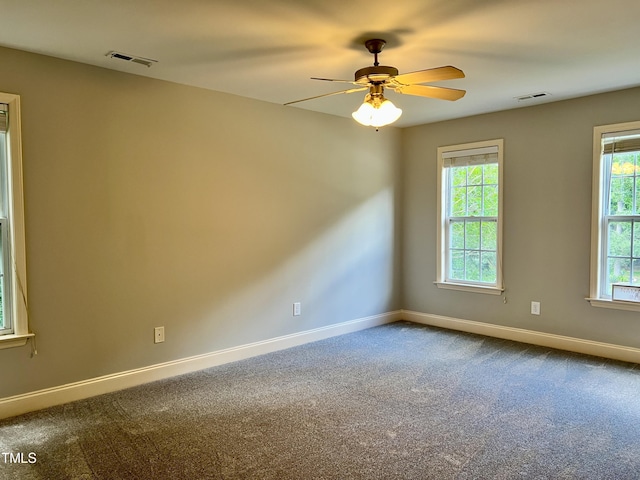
445, 163, 499, 285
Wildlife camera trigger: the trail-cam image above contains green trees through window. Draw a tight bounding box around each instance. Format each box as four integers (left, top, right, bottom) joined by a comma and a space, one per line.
448, 163, 499, 284
605, 150, 640, 294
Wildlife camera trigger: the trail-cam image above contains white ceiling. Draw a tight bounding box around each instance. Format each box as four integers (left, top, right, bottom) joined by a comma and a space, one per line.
1, 0, 639, 127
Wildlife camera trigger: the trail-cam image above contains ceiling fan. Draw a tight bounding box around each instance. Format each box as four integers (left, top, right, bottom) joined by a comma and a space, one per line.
285, 39, 466, 128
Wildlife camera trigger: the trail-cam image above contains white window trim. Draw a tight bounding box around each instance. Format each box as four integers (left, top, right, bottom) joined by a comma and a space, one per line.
588, 120, 640, 312
0, 92, 31, 349
436, 139, 504, 295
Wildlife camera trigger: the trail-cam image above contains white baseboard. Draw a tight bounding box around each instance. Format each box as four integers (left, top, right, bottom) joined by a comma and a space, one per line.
0, 311, 400, 420
8, 309, 631, 421
401, 310, 640, 364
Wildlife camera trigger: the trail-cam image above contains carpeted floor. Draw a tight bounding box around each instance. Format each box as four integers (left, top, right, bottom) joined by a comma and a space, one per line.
1, 321, 640, 479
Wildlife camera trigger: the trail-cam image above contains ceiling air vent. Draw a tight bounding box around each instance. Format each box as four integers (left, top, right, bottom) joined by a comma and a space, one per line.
515, 92, 551, 102
106, 51, 157, 68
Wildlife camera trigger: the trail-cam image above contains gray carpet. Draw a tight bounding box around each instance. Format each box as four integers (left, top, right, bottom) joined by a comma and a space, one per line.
1, 321, 640, 479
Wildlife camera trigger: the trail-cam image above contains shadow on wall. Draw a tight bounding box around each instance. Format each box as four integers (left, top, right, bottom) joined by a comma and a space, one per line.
24, 89, 400, 377
154, 161, 399, 356
207, 187, 399, 341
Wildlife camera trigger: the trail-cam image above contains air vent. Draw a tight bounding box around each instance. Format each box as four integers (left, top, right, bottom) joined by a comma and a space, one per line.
106, 51, 157, 68
515, 92, 551, 102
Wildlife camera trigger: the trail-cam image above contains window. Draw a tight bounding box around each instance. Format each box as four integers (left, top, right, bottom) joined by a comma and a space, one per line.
436, 139, 504, 294
0, 93, 30, 348
589, 121, 640, 310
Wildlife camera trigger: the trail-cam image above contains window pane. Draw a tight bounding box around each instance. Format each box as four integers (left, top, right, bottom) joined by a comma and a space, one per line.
451, 187, 467, 216
467, 186, 482, 216
451, 167, 467, 187
450, 221, 465, 249
633, 259, 640, 286
612, 153, 637, 172
481, 252, 497, 283
465, 221, 480, 249
465, 251, 480, 281
0, 136, 5, 218
483, 164, 498, 185
468, 165, 483, 185
450, 250, 465, 280
608, 221, 631, 256
634, 155, 640, 215
608, 257, 631, 288
483, 185, 498, 217
635, 178, 640, 216
609, 176, 634, 215
481, 221, 497, 250
633, 221, 640, 258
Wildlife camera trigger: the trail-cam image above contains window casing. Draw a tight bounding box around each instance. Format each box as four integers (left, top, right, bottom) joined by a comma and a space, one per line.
0, 93, 30, 348
436, 139, 504, 294
590, 121, 640, 311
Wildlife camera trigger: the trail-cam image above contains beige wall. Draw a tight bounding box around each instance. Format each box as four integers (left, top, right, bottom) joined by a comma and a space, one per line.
3, 42, 640, 401
0, 46, 402, 398
402, 86, 640, 348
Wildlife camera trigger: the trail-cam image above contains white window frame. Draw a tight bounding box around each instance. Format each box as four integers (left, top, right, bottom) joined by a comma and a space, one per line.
436, 139, 504, 295
589, 120, 640, 312
0, 92, 31, 349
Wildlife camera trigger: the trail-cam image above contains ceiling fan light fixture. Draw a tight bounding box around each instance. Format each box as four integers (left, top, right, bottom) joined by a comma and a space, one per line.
352, 93, 402, 128
285, 38, 464, 126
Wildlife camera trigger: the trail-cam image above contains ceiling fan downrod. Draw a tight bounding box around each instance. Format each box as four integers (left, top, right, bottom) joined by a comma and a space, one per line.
364, 39, 386, 67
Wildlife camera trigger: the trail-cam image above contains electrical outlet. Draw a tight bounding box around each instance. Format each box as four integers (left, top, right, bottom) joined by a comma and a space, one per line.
293, 302, 301, 316
154, 326, 165, 343
531, 301, 541, 316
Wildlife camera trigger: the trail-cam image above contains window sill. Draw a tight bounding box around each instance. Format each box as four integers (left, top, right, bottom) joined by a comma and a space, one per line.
0, 333, 34, 350
586, 297, 640, 312
435, 281, 504, 295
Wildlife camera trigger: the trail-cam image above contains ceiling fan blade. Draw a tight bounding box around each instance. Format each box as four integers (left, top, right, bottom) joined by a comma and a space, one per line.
311, 77, 355, 84
284, 87, 368, 106
393, 84, 466, 101
393, 66, 465, 85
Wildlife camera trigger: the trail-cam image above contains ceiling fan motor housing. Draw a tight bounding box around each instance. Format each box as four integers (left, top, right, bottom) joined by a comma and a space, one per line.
354, 65, 399, 84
